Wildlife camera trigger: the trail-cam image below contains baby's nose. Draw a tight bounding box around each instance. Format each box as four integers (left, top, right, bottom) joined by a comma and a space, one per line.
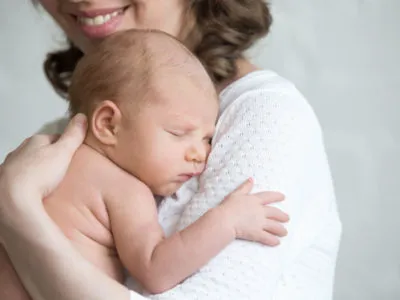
185, 144, 207, 163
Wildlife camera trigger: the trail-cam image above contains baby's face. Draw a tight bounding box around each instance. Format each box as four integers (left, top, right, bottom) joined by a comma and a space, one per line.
113, 72, 218, 196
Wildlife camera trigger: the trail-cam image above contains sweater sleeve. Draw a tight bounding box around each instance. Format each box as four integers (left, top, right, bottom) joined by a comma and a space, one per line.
149, 84, 338, 299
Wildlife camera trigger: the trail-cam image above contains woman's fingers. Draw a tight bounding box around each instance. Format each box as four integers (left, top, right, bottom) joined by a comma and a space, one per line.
0, 114, 88, 202
15, 137, 30, 150
31, 134, 61, 145
3, 138, 30, 163
53, 114, 87, 154
48, 134, 62, 144
27, 134, 60, 148
4, 134, 60, 165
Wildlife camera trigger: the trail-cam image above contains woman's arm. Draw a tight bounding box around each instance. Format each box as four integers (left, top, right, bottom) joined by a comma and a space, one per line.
2, 203, 131, 300
149, 84, 339, 299
0, 244, 32, 299
0, 114, 135, 300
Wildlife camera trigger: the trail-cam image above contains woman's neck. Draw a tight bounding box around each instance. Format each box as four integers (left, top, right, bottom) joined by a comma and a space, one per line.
216, 58, 260, 94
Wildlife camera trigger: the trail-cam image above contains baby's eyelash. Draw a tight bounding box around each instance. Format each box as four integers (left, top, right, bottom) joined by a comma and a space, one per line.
204, 137, 212, 144
167, 130, 185, 137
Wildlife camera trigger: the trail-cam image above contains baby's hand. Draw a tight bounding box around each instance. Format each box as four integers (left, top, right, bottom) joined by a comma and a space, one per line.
219, 178, 289, 246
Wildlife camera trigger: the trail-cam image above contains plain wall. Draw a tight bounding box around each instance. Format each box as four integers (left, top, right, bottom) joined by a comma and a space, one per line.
1, 1, 399, 299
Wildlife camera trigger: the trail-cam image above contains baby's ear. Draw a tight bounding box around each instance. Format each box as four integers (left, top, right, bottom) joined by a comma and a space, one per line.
90, 100, 122, 146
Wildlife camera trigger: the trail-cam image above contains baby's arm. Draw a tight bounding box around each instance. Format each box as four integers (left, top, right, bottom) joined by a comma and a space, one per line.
106, 177, 287, 294
107, 179, 234, 294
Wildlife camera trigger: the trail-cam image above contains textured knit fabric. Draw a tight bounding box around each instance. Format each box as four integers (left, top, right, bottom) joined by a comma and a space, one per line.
135, 70, 342, 299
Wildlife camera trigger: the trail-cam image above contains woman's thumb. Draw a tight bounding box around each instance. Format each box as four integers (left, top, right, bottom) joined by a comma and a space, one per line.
54, 114, 87, 153
232, 178, 254, 195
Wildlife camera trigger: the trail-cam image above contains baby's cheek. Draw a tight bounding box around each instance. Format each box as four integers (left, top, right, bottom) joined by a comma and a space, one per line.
155, 142, 177, 162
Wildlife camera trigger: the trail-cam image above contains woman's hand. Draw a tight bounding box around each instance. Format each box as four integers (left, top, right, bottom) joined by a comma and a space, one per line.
0, 114, 87, 232
218, 178, 289, 246
0, 114, 132, 300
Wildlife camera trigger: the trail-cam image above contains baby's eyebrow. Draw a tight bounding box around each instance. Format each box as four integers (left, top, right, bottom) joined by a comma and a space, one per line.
167, 116, 198, 130
176, 123, 197, 132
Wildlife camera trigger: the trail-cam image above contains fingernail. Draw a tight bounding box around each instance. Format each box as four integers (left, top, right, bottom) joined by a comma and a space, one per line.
74, 113, 87, 127
248, 177, 253, 183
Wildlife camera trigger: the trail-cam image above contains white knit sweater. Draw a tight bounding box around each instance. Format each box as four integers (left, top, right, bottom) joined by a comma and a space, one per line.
126, 70, 342, 300
42, 70, 342, 300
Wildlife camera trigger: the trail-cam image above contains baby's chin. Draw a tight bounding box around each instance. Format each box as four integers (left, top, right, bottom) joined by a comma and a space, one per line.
154, 181, 184, 198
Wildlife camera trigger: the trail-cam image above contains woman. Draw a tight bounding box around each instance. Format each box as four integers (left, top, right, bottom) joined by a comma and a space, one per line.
0, 1, 342, 300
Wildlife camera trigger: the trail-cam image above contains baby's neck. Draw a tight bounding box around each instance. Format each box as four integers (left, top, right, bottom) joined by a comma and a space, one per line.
83, 133, 108, 158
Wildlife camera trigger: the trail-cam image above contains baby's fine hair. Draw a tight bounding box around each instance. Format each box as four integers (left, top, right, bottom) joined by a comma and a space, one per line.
68, 29, 200, 118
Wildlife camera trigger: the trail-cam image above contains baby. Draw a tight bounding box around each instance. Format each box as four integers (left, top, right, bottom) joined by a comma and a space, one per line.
0, 30, 288, 298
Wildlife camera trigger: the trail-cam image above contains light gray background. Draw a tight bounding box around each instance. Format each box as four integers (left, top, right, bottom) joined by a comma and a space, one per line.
1, 1, 399, 299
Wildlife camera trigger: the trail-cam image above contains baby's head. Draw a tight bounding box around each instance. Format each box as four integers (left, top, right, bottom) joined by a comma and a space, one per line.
69, 29, 218, 196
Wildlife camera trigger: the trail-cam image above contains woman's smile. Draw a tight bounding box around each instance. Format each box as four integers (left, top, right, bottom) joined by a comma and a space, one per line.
64, 5, 131, 38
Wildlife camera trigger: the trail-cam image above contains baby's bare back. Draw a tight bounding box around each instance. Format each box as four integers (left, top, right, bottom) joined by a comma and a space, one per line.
44, 145, 125, 282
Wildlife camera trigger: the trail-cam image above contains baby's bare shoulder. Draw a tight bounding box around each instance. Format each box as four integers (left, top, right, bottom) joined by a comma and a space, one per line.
69, 145, 153, 205
96, 161, 153, 205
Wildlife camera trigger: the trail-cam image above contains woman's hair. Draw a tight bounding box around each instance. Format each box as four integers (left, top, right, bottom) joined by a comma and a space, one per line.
41, 0, 272, 99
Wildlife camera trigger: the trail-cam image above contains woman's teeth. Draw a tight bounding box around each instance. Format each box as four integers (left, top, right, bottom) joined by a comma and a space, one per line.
78, 10, 122, 26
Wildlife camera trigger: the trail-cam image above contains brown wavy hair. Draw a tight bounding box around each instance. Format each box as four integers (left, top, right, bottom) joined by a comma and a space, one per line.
37, 0, 272, 99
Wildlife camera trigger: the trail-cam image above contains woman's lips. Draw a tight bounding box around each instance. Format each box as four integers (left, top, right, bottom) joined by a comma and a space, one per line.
74, 7, 125, 18
72, 7, 128, 39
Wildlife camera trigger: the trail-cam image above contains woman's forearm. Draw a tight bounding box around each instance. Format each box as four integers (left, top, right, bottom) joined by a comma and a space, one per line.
2, 203, 131, 300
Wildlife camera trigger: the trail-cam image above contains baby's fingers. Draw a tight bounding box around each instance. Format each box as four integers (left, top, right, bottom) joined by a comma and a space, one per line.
254, 231, 280, 247
255, 191, 285, 205
230, 178, 254, 195
264, 220, 288, 237
265, 206, 289, 222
